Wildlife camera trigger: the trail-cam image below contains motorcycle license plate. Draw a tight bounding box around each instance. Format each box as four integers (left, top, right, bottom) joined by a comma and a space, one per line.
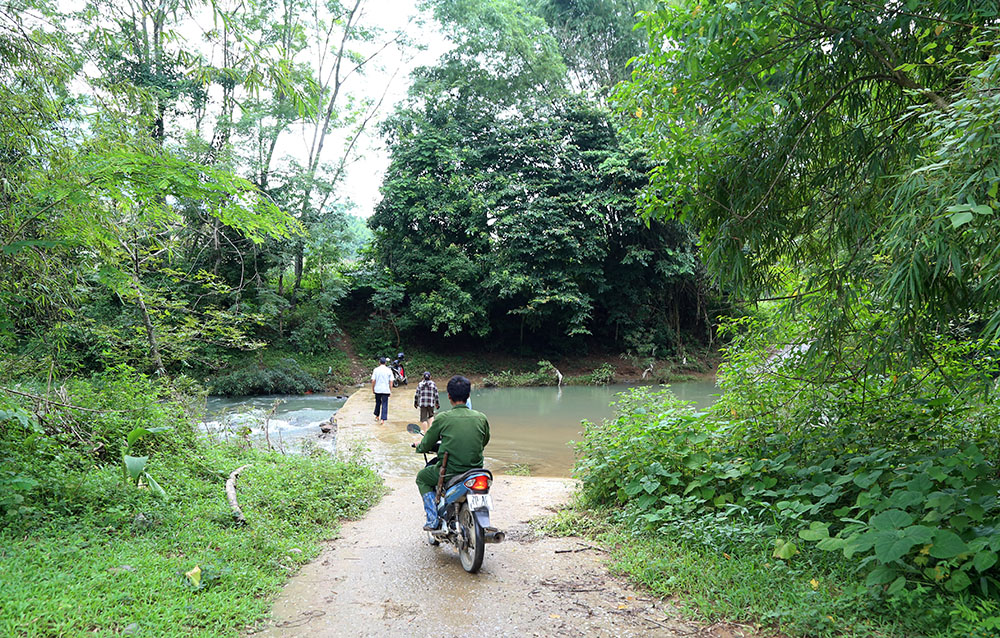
467, 493, 492, 511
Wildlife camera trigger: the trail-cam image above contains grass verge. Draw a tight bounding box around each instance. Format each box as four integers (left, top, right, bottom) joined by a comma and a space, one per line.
0, 444, 383, 637
542, 506, 986, 638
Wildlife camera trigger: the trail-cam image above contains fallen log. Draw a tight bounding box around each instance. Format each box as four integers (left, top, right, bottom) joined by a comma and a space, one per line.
226, 464, 251, 525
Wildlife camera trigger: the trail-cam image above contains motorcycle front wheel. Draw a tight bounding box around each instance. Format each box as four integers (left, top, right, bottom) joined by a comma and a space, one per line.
457, 502, 484, 573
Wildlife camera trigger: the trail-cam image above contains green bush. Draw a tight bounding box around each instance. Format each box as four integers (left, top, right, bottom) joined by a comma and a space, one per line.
578, 385, 1000, 593
287, 287, 346, 355
575, 362, 616, 385
574, 314, 1000, 638
483, 361, 560, 387
209, 358, 324, 396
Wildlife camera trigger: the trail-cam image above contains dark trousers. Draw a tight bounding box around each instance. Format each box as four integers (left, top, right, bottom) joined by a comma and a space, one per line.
373, 393, 389, 420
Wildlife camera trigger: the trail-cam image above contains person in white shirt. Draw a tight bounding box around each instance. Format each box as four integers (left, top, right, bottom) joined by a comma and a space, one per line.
371, 357, 393, 425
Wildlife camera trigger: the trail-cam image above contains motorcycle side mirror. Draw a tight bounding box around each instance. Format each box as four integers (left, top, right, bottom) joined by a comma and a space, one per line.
406, 423, 422, 435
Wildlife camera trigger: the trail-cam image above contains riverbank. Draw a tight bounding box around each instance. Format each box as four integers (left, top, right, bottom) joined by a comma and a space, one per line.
202, 338, 718, 397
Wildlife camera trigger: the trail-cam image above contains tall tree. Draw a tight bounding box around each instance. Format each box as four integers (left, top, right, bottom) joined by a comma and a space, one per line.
616, 0, 1000, 378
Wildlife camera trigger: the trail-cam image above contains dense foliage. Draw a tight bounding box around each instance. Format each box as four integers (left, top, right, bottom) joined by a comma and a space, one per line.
576, 378, 999, 635
616, 0, 1000, 379
570, 4, 1000, 632
0, 0, 401, 385
370, 101, 707, 351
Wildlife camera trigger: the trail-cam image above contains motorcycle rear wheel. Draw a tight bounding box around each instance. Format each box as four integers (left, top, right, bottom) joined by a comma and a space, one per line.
457, 502, 485, 573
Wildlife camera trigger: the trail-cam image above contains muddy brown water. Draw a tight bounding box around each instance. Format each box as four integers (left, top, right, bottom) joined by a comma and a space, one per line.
206, 382, 719, 477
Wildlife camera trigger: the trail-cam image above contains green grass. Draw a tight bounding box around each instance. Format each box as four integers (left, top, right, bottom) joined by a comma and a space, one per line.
542, 507, 974, 638
503, 462, 532, 476
0, 445, 383, 637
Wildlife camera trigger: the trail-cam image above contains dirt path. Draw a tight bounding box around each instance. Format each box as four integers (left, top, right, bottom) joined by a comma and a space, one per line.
253, 388, 751, 638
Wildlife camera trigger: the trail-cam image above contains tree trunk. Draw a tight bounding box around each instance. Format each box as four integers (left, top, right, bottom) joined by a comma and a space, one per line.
131, 275, 166, 376
291, 242, 304, 307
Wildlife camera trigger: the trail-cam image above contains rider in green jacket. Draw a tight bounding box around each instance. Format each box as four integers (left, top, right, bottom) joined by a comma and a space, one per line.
413, 375, 490, 531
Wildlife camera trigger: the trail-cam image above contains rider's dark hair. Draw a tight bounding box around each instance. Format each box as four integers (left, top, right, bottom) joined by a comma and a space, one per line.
446, 375, 471, 403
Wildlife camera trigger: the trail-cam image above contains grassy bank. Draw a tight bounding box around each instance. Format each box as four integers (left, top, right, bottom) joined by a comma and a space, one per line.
0, 368, 382, 637
545, 507, 991, 638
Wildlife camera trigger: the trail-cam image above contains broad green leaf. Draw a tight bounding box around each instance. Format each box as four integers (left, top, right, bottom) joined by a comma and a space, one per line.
944, 570, 972, 592
887, 490, 923, 509
624, 479, 643, 496
887, 576, 907, 595
870, 509, 914, 531
799, 522, 830, 541
854, 470, 882, 488
123, 455, 148, 482
950, 212, 974, 228
844, 531, 879, 559
127, 426, 172, 447
874, 532, 917, 563
973, 550, 998, 572
127, 428, 150, 448
817, 537, 846, 551
971, 204, 993, 215
144, 473, 167, 500
683, 452, 709, 469
866, 564, 896, 586
929, 529, 968, 559
185, 565, 202, 588
901, 525, 934, 544
773, 538, 798, 560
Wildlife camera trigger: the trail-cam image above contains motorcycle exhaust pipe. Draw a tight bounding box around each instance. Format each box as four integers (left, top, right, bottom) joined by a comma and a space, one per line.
484, 528, 505, 544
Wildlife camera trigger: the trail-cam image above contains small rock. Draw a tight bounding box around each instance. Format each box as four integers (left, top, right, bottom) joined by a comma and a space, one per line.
108, 565, 136, 574
289, 548, 303, 554
122, 622, 140, 635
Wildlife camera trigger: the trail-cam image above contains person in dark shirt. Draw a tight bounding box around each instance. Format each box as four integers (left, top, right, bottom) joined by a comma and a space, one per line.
412, 375, 490, 531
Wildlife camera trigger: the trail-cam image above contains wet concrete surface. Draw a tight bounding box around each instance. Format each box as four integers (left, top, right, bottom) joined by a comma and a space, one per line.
252, 388, 756, 638
253, 477, 706, 638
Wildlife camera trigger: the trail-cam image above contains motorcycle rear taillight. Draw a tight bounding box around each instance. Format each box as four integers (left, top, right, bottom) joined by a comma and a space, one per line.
464, 475, 491, 491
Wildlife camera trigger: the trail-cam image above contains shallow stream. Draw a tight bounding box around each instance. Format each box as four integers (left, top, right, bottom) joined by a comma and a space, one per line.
204, 380, 719, 476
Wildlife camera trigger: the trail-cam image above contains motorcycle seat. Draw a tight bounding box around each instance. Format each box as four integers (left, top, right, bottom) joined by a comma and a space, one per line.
445, 468, 493, 490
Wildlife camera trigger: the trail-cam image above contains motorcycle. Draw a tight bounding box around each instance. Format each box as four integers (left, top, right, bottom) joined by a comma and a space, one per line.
409, 423, 503, 573
390, 351, 407, 387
